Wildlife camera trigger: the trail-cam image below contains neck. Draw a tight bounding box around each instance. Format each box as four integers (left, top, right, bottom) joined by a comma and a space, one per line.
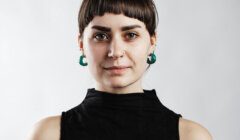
95, 78, 144, 94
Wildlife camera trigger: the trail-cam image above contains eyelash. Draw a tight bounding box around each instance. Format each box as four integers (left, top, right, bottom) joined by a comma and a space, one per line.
93, 32, 139, 42
125, 32, 139, 40
93, 32, 109, 42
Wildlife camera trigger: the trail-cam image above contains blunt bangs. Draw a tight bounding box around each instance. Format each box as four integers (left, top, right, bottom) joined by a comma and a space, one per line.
78, 0, 158, 37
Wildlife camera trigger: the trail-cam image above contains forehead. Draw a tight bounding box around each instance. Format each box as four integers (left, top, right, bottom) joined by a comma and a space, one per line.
87, 13, 146, 30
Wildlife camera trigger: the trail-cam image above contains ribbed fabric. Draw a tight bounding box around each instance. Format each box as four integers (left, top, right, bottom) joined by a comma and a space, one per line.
60, 88, 182, 140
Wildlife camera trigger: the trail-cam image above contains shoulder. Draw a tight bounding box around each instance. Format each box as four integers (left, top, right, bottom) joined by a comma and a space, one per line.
179, 117, 212, 140
27, 115, 61, 140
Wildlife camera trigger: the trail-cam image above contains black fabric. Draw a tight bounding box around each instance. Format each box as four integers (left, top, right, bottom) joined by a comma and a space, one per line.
60, 88, 182, 140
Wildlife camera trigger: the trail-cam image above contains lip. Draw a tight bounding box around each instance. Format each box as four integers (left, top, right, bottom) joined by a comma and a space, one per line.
104, 66, 130, 75
104, 66, 130, 70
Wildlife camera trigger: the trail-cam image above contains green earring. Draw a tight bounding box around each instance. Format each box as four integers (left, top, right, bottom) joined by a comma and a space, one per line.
147, 51, 156, 64
79, 55, 88, 66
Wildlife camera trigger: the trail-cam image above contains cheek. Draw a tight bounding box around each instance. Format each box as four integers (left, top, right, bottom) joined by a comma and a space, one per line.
131, 43, 149, 62
129, 49, 147, 73
129, 43, 149, 71
85, 41, 106, 63
134, 53, 148, 70
85, 43, 107, 75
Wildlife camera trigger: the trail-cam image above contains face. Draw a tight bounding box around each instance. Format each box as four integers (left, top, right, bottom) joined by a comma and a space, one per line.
79, 13, 156, 93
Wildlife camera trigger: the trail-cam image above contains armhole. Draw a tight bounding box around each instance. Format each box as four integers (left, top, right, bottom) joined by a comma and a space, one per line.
177, 114, 182, 140
60, 112, 65, 140
160, 103, 183, 140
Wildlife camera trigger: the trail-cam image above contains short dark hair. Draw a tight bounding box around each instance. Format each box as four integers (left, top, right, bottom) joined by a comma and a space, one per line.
78, 0, 158, 38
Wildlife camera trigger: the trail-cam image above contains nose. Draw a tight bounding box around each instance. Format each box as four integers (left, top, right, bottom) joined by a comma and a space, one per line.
107, 37, 125, 59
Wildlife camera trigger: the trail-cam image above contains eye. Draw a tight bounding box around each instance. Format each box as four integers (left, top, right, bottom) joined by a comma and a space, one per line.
125, 32, 139, 40
93, 32, 109, 42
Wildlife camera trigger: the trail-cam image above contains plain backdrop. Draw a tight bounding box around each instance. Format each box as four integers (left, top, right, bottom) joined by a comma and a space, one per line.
0, 0, 239, 140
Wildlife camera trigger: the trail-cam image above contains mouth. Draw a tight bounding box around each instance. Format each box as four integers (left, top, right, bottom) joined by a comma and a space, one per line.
104, 66, 130, 70
103, 66, 131, 75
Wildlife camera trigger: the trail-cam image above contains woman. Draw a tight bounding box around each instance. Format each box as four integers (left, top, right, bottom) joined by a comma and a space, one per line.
29, 0, 212, 140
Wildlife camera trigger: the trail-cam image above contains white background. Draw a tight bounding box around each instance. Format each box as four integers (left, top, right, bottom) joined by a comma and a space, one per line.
0, 0, 239, 140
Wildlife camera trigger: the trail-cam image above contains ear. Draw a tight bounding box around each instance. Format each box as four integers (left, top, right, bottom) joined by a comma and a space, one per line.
149, 32, 157, 52
78, 34, 84, 54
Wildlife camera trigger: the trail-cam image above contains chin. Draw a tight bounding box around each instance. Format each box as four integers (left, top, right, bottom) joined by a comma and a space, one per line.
105, 78, 131, 88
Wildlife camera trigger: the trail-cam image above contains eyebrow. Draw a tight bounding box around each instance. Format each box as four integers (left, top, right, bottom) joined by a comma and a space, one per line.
91, 25, 142, 32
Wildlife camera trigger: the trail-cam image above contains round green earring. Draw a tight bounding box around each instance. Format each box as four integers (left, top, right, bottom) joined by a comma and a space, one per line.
79, 55, 88, 66
147, 51, 156, 64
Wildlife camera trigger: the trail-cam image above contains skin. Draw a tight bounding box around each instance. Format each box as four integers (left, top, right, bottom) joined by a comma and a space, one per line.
28, 13, 212, 140
80, 13, 156, 94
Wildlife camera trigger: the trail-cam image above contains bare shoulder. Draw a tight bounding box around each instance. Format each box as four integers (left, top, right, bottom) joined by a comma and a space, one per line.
179, 117, 212, 140
27, 115, 61, 140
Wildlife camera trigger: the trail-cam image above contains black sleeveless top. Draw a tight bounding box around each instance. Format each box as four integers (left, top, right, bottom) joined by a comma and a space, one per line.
60, 88, 182, 140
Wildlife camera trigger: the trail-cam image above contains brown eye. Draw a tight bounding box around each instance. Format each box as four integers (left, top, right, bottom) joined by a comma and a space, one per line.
94, 33, 109, 41
125, 32, 138, 40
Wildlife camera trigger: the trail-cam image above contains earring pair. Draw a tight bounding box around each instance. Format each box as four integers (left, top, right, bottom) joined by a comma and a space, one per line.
79, 51, 156, 66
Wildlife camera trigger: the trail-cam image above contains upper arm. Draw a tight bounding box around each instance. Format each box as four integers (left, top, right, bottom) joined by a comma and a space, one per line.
27, 116, 61, 140
179, 118, 212, 140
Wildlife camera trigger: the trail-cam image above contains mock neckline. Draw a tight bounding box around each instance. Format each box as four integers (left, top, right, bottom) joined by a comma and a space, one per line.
86, 88, 157, 98
83, 88, 161, 108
